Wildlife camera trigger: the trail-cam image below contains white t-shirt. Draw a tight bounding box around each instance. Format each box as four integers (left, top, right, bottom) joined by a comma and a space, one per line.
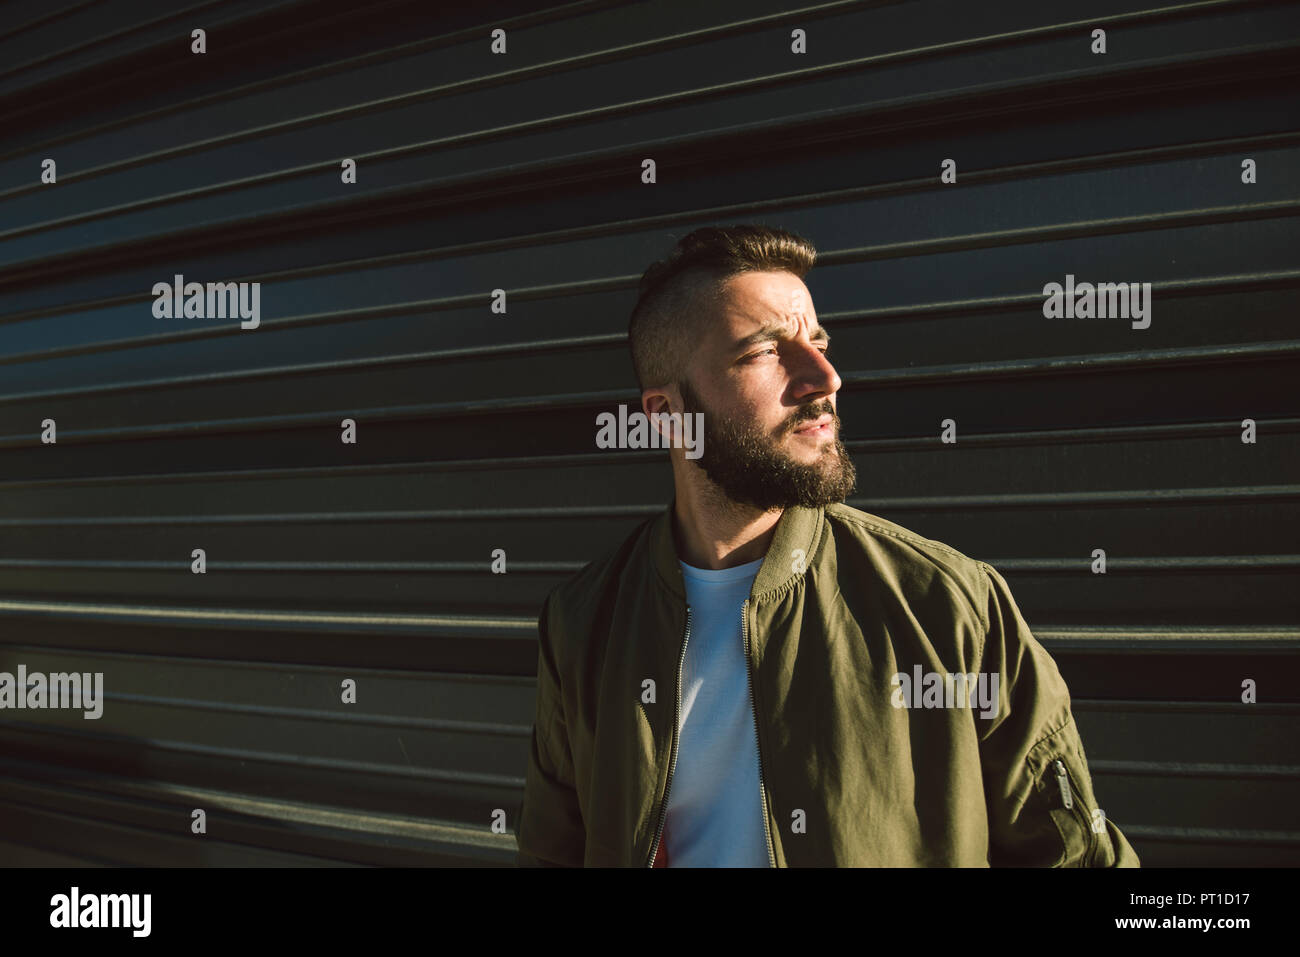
662, 555, 771, 866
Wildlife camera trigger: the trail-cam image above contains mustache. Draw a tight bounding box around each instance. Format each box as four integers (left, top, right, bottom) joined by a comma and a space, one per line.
787, 402, 837, 432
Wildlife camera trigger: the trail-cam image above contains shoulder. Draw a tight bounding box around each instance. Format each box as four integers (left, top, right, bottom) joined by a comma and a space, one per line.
821, 502, 991, 631
538, 512, 659, 659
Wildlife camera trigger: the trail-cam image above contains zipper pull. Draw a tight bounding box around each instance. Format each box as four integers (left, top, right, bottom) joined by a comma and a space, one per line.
1054, 759, 1073, 809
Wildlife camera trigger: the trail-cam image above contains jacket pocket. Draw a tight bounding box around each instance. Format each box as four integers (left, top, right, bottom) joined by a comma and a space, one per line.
1045, 756, 1097, 867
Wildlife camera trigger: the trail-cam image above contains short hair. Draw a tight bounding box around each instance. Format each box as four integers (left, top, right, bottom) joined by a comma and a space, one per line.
627, 224, 818, 391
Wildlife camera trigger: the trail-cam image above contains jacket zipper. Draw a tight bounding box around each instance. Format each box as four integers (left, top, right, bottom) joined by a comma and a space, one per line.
1053, 758, 1096, 866
742, 598, 777, 867
646, 604, 691, 867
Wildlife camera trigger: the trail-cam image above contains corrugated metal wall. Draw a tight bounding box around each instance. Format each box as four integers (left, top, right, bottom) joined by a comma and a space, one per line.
0, 0, 1296, 866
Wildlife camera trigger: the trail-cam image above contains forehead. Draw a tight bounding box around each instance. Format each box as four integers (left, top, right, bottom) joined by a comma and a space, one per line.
713, 270, 814, 328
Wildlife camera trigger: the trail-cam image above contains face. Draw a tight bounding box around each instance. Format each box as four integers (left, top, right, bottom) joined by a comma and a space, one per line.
675, 270, 856, 510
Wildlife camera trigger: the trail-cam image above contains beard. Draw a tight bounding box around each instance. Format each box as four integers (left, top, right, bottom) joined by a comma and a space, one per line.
677, 377, 857, 510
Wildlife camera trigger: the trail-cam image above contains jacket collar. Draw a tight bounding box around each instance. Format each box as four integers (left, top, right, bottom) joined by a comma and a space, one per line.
650, 497, 825, 602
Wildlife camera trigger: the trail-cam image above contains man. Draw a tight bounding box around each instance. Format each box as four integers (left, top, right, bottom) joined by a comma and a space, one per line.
515, 224, 1139, 867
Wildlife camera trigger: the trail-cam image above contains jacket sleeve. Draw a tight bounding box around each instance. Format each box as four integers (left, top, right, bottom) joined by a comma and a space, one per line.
974, 561, 1140, 867
515, 591, 586, 867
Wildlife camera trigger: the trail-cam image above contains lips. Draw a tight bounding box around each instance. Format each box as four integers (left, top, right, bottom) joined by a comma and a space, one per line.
794, 415, 833, 434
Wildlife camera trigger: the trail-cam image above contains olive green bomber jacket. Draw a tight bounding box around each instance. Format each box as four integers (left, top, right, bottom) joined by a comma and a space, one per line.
515, 500, 1140, 867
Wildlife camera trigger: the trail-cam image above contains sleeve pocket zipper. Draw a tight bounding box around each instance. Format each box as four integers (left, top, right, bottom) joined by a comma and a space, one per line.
1051, 758, 1098, 867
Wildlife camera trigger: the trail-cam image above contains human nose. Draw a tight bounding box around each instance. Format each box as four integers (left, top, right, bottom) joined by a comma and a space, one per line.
790, 337, 840, 401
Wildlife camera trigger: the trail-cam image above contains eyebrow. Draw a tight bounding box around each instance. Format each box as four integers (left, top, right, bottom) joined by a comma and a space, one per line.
733, 322, 831, 352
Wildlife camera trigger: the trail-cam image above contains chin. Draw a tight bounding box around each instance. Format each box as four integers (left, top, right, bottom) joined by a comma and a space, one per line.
786, 452, 833, 470
787, 435, 835, 453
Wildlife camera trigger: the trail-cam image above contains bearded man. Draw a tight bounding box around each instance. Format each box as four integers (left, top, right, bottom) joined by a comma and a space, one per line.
515, 224, 1139, 868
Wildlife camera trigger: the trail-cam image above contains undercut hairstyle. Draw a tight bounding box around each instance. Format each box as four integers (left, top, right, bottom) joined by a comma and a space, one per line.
627, 224, 818, 391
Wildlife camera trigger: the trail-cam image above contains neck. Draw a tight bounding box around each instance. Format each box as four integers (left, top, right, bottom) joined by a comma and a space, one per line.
671, 474, 782, 570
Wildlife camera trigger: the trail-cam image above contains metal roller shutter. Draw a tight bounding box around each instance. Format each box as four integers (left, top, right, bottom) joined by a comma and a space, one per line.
0, 0, 1296, 866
